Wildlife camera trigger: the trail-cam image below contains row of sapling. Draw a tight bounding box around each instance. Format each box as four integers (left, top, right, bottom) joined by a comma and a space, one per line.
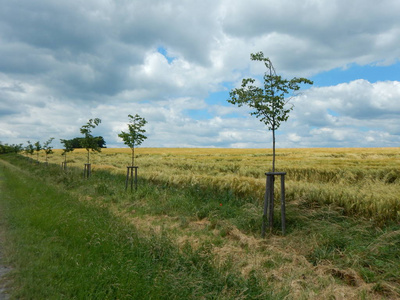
228, 51, 313, 235
0, 142, 23, 154
12, 51, 311, 233
24, 138, 54, 164
57, 115, 147, 185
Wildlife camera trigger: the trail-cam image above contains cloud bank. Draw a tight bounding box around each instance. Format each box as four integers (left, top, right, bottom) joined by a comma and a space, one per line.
0, 0, 399, 148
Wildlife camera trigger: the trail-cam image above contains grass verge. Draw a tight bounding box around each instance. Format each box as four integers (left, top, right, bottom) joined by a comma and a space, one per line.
0, 157, 276, 299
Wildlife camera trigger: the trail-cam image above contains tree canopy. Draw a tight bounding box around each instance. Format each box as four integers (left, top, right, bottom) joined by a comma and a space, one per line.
118, 114, 147, 166
228, 51, 313, 171
68, 136, 106, 149
79, 118, 102, 164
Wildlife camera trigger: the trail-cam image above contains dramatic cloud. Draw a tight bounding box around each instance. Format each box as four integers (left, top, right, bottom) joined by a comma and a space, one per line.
0, 0, 399, 149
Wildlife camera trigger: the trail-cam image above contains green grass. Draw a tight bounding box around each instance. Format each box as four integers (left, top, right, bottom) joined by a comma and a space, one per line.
0, 156, 276, 299
1, 153, 400, 299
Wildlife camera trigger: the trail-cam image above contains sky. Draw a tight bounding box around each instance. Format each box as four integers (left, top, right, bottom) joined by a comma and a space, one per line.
0, 0, 399, 149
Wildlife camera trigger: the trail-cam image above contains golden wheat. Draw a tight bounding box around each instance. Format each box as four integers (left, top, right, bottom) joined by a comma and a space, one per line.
31, 147, 400, 222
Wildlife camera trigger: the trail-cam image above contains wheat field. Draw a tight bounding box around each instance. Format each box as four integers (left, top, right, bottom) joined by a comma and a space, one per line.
38, 147, 400, 223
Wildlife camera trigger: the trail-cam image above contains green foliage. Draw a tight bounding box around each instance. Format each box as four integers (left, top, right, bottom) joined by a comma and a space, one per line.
24, 141, 34, 157
69, 136, 106, 149
118, 114, 147, 166
33, 141, 42, 162
0, 141, 23, 154
228, 51, 313, 171
79, 118, 102, 163
228, 52, 313, 131
60, 138, 75, 155
42, 137, 54, 162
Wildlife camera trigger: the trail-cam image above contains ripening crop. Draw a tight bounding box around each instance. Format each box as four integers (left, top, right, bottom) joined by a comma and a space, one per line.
36, 147, 400, 223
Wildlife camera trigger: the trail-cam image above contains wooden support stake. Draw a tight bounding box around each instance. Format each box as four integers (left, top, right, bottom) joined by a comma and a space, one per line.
281, 174, 286, 235
268, 175, 274, 232
125, 166, 138, 191
262, 176, 270, 238
84, 163, 91, 178
262, 172, 287, 237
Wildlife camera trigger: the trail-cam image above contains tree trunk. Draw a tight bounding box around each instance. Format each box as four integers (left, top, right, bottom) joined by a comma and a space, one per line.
131, 147, 135, 167
270, 64, 276, 173
87, 150, 90, 164
272, 128, 276, 172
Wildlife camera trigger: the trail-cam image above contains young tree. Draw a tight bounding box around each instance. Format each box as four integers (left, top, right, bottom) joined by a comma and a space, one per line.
12, 143, 23, 153
42, 137, 54, 163
118, 114, 147, 166
34, 141, 42, 162
228, 52, 313, 172
25, 141, 34, 160
0, 142, 5, 154
0, 142, 22, 154
79, 118, 102, 164
60, 138, 75, 166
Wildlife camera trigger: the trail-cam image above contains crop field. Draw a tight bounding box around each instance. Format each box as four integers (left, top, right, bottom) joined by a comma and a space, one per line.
1, 147, 399, 299
51, 147, 399, 223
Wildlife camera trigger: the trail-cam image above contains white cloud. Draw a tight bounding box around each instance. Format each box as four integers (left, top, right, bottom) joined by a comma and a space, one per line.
0, 0, 400, 149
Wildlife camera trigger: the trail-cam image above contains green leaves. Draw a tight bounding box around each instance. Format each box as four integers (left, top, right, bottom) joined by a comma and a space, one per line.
79, 118, 102, 153
34, 141, 42, 152
79, 118, 102, 164
118, 114, 147, 149
228, 51, 313, 171
118, 114, 147, 166
25, 140, 34, 156
228, 52, 313, 131
60, 138, 74, 155
43, 137, 54, 156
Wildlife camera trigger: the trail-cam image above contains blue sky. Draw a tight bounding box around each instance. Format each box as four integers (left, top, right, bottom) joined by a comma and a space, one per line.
311, 63, 400, 86
0, 0, 399, 149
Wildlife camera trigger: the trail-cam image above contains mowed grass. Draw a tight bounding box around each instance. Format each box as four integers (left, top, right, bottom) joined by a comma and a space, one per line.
3, 148, 400, 298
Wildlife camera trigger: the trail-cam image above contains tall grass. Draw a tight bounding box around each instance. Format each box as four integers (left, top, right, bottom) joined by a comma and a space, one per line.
33, 147, 400, 223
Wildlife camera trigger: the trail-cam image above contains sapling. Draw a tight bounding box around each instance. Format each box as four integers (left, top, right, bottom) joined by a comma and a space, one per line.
118, 114, 147, 191
228, 51, 313, 172
25, 141, 35, 162
118, 114, 147, 167
34, 141, 42, 163
60, 138, 74, 169
42, 137, 54, 164
79, 118, 102, 164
